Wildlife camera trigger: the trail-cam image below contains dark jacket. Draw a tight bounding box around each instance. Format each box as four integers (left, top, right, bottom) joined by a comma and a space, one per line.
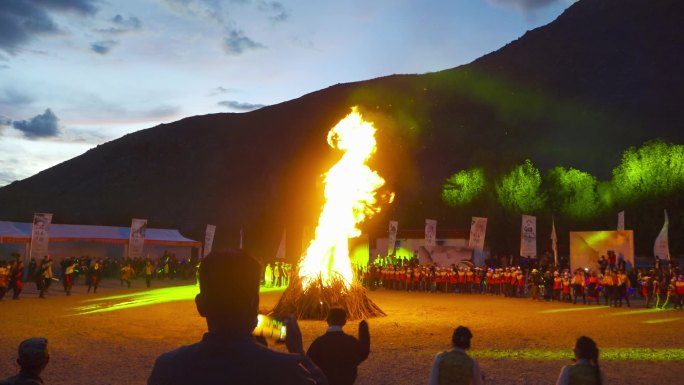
148, 332, 318, 385
307, 325, 370, 385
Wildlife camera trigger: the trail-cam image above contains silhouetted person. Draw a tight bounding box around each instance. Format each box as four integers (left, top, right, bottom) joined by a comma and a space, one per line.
555, 336, 602, 385
428, 326, 484, 385
148, 250, 327, 385
307, 308, 370, 385
1, 337, 50, 385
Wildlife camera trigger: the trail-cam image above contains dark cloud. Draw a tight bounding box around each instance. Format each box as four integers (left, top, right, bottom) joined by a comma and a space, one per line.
0, 0, 98, 54
0, 88, 34, 106
218, 100, 265, 111
214, 86, 239, 93
487, 0, 563, 11
223, 29, 265, 55
90, 39, 118, 54
39, 0, 98, 15
0, 115, 11, 126
97, 14, 142, 34
258, 1, 289, 22
12, 108, 60, 138
112, 14, 141, 28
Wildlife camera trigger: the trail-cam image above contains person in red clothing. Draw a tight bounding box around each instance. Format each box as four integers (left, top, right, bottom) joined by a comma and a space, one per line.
9, 260, 24, 300
307, 308, 370, 385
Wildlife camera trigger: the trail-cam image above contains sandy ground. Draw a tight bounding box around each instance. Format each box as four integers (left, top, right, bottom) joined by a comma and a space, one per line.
1, 278, 683, 385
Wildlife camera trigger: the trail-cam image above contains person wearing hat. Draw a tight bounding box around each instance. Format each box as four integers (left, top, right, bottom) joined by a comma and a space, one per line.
148, 250, 327, 385
306, 308, 370, 385
428, 326, 484, 385
1, 337, 50, 385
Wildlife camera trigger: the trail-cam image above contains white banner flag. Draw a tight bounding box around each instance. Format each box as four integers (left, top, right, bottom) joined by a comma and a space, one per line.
654, 210, 670, 260
275, 229, 286, 260
520, 215, 537, 258
425, 219, 437, 248
203, 224, 216, 258
30, 213, 53, 259
128, 219, 147, 259
469, 217, 487, 266
617, 211, 625, 231
388, 221, 398, 256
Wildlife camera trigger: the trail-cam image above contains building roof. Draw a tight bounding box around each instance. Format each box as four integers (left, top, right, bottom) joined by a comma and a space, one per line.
0, 221, 200, 247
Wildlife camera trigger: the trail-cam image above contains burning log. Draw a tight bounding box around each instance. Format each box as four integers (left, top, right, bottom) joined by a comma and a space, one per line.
272, 271, 385, 320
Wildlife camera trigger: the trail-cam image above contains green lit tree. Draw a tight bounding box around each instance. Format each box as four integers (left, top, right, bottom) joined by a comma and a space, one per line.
545, 166, 602, 220
611, 140, 684, 203
441, 168, 486, 207
495, 159, 546, 213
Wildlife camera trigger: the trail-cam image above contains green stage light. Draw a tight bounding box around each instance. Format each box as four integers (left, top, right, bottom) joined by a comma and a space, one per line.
538, 306, 609, 314
73, 284, 284, 315
496, 159, 546, 213
643, 317, 682, 324
472, 348, 684, 361
442, 168, 486, 207
607, 308, 664, 316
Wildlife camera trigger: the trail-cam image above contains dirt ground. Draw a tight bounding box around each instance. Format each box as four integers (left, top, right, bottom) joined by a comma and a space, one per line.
1, 278, 683, 385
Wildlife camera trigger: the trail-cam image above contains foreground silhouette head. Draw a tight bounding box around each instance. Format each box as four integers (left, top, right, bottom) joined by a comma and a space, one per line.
195, 250, 262, 329
451, 326, 473, 349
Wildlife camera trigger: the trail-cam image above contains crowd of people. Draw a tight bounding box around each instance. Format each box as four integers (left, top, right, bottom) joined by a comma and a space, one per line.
0, 253, 198, 300
3, 249, 610, 385
359, 255, 684, 310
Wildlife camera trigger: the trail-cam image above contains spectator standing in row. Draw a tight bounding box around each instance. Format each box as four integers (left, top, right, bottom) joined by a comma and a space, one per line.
307, 308, 370, 385
0, 260, 9, 300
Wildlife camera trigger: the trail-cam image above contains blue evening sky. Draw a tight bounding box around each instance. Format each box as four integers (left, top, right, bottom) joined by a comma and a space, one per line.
0, 0, 575, 185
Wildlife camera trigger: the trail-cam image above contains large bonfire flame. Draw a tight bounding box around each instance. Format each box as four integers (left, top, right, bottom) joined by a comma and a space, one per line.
298, 106, 387, 290
273, 106, 389, 320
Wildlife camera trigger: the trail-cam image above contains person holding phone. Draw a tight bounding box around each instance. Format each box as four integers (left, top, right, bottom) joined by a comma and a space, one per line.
148, 250, 327, 385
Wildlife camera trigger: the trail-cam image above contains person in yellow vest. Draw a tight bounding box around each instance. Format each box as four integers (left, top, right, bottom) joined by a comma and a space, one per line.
555, 336, 603, 385
427, 326, 484, 385
600, 272, 613, 306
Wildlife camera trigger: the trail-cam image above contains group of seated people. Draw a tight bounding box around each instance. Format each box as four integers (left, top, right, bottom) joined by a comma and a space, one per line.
2, 250, 604, 385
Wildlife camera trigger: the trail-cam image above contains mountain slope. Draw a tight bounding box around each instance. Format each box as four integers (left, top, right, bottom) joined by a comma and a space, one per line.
1, 0, 682, 258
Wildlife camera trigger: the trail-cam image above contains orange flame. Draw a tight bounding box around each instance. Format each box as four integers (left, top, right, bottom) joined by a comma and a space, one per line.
298, 107, 388, 289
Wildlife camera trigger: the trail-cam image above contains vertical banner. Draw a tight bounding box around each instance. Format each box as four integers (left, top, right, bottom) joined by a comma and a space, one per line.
275, 229, 286, 260
520, 215, 537, 258
468, 217, 487, 266
30, 213, 53, 259
551, 217, 558, 266
654, 210, 670, 260
388, 221, 398, 256
425, 219, 437, 248
203, 224, 216, 258
617, 211, 625, 231
128, 218, 147, 259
